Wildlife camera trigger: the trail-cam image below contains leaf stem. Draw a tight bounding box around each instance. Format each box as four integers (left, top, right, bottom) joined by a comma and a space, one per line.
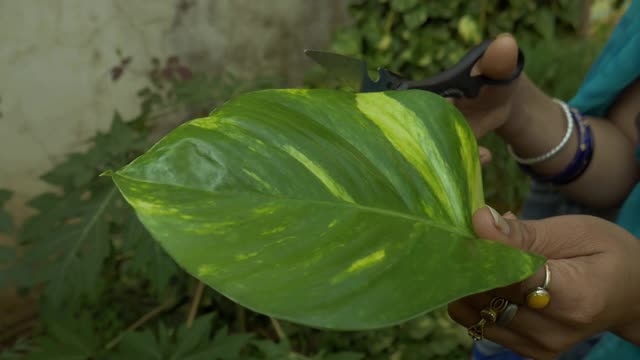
235, 304, 246, 332
104, 298, 174, 350
479, 0, 487, 34
270, 317, 288, 343
186, 281, 204, 328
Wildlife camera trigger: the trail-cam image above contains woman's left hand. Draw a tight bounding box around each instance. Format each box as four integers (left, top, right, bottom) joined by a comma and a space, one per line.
448, 206, 640, 359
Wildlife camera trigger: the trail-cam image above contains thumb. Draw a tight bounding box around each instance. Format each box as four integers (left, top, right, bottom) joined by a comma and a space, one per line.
475, 34, 519, 80
472, 206, 604, 259
472, 206, 558, 258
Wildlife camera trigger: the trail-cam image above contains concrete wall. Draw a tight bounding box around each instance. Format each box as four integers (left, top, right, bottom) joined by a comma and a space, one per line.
0, 0, 348, 224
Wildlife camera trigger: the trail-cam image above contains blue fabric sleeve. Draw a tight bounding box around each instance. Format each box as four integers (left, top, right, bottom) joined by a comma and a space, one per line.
569, 0, 640, 117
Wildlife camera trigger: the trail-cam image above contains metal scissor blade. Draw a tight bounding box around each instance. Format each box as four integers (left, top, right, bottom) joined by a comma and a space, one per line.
304, 49, 388, 92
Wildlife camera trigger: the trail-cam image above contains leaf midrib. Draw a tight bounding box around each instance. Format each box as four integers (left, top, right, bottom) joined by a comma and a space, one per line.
50, 187, 117, 298
114, 173, 474, 238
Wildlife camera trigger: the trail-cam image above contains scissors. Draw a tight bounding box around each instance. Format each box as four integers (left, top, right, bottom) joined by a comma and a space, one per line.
304, 40, 524, 98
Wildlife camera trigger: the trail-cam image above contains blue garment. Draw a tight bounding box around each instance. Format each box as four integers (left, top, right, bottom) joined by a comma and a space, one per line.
583, 146, 640, 359
569, 0, 640, 117
474, 1, 640, 359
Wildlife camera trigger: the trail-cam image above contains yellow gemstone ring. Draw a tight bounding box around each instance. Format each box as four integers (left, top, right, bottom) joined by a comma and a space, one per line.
526, 263, 551, 309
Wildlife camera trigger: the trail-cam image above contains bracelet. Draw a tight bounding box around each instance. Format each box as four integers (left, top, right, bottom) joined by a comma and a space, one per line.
519, 108, 594, 185
508, 99, 573, 165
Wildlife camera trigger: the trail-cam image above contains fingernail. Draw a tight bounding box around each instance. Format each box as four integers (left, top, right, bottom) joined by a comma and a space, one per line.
487, 205, 510, 235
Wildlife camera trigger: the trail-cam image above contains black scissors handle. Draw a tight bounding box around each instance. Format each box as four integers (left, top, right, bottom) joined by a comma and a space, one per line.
402, 40, 525, 98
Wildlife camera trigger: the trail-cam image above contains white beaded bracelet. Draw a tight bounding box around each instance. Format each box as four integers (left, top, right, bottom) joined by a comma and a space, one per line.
507, 99, 574, 165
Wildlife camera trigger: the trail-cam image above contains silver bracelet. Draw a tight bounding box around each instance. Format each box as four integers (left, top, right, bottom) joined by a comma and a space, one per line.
507, 99, 574, 165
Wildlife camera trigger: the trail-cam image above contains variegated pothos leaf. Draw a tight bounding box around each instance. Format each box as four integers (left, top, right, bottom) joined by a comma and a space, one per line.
112, 89, 544, 330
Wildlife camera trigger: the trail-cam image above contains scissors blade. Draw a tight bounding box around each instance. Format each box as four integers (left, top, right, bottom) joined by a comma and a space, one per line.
304, 49, 391, 92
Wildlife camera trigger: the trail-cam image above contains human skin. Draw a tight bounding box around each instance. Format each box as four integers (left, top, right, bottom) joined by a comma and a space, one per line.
454, 34, 640, 208
449, 208, 640, 359
446, 35, 640, 359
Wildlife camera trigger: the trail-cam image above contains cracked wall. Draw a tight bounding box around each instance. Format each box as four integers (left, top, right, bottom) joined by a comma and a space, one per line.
0, 0, 348, 224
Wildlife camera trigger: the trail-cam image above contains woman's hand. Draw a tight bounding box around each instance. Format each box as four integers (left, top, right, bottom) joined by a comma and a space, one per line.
452, 34, 524, 166
451, 34, 522, 140
448, 207, 640, 359
454, 35, 639, 207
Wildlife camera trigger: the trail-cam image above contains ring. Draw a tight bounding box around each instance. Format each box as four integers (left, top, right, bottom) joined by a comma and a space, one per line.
468, 297, 510, 341
496, 303, 518, 326
526, 263, 551, 309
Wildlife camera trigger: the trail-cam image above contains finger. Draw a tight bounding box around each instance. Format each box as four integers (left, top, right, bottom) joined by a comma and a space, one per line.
472, 207, 605, 258
472, 206, 559, 304
472, 207, 606, 325
476, 34, 519, 80
479, 146, 492, 165
448, 301, 558, 360
455, 34, 521, 137
461, 292, 579, 351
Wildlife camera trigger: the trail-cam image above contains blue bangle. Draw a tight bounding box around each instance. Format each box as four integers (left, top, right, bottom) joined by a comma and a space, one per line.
519, 108, 594, 185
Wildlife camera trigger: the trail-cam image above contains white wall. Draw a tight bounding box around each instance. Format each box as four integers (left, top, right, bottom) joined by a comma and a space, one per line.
0, 0, 347, 223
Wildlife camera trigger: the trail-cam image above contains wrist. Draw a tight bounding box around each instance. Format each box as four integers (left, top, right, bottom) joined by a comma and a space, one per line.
615, 324, 640, 345
495, 76, 579, 175
495, 74, 535, 141
495, 74, 563, 146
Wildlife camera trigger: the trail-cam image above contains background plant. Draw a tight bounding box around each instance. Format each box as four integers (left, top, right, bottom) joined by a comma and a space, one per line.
307, 0, 626, 212
0, 1, 628, 359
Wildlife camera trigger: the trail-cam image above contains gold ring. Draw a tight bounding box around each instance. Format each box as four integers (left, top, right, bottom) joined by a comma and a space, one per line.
468, 297, 510, 341
526, 263, 551, 309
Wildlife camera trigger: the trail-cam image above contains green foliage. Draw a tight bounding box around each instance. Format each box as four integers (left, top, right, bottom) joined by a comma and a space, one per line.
25, 313, 100, 360
113, 88, 543, 330
1, 57, 303, 358
12, 113, 153, 307
0, 338, 32, 360
0, 190, 15, 289
110, 314, 254, 360
0, 190, 14, 235
329, 0, 583, 80
320, 0, 615, 214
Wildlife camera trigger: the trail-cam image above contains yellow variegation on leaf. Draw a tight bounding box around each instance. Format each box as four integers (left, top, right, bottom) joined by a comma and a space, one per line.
112, 89, 544, 330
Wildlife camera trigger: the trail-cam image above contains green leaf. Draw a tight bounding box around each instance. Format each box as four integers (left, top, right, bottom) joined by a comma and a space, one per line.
26, 313, 98, 360
185, 326, 253, 360
113, 89, 544, 330
402, 4, 428, 30
389, 0, 419, 12
330, 27, 362, 56
17, 183, 117, 304
45, 187, 116, 305
251, 340, 291, 358
533, 9, 555, 40
0, 245, 15, 264
321, 353, 364, 360
122, 209, 179, 295
0, 338, 32, 360
117, 330, 162, 360
115, 317, 253, 360
0, 189, 14, 234
457, 15, 481, 44
172, 314, 214, 359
